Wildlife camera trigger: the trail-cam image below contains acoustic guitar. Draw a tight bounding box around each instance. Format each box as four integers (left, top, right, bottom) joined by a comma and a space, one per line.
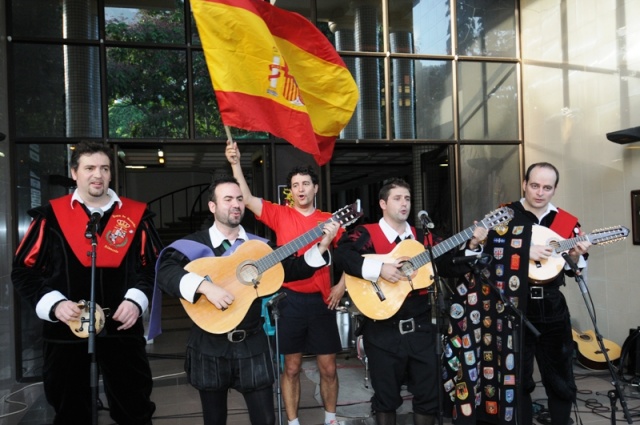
181, 201, 362, 334
529, 225, 629, 284
572, 328, 621, 370
344, 206, 514, 320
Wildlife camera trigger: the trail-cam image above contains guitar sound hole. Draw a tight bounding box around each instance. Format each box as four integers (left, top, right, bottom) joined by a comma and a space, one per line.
237, 262, 260, 286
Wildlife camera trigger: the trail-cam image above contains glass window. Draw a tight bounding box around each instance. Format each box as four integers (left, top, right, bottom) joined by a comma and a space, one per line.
351, 57, 385, 139
324, 0, 382, 53
389, 0, 452, 55
10, 0, 98, 40
107, 47, 188, 138
394, 59, 454, 140
13, 44, 102, 138
390, 58, 416, 139
459, 144, 520, 226
456, 0, 517, 57
457, 61, 519, 140
14, 143, 74, 380
105, 0, 185, 44
192, 50, 222, 139
419, 144, 454, 235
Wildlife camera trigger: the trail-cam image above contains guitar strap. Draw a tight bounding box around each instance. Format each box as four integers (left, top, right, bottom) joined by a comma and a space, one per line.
549, 208, 579, 238
147, 233, 267, 339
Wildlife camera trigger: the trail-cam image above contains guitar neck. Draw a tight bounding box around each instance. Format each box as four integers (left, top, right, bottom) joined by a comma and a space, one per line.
255, 226, 324, 273
554, 235, 587, 253
410, 226, 476, 268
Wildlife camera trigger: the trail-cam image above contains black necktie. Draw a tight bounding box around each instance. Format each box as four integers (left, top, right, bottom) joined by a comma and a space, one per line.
394, 236, 402, 244
221, 239, 231, 251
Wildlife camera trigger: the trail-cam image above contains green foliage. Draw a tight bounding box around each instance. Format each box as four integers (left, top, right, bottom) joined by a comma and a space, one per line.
105, 1, 220, 139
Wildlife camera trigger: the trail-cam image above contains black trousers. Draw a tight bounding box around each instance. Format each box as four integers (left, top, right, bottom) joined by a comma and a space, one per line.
521, 318, 576, 425
43, 335, 155, 425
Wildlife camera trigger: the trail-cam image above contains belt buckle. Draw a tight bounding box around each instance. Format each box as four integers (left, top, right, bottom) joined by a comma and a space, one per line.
530, 286, 544, 300
227, 329, 246, 343
399, 318, 415, 335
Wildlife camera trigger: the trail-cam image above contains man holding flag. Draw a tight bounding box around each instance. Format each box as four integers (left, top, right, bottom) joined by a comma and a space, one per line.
226, 142, 344, 425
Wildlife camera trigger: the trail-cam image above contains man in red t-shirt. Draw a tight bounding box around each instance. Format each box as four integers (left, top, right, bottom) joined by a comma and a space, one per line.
227, 142, 344, 425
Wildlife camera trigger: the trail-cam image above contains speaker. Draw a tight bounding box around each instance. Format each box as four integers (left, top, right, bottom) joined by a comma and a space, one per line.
606, 127, 640, 144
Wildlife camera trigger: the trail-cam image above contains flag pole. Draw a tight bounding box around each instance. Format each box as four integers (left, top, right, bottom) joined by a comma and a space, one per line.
224, 125, 234, 143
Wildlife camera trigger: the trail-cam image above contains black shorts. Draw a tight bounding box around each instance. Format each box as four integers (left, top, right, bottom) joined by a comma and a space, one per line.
277, 289, 342, 355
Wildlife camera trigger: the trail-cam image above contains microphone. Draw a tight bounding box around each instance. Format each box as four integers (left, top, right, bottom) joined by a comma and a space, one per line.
561, 252, 588, 294
561, 252, 579, 274
85, 209, 103, 239
452, 253, 492, 265
266, 292, 287, 308
418, 210, 435, 229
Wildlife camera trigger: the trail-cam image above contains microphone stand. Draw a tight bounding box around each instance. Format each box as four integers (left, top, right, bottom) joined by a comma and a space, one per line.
86, 218, 100, 425
421, 223, 446, 425
269, 293, 287, 425
470, 259, 539, 425
562, 253, 633, 425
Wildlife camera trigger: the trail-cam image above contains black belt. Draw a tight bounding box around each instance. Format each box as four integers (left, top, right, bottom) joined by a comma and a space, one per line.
216, 324, 262, 343
530, 285, 559, 300
376, 317, 431, 335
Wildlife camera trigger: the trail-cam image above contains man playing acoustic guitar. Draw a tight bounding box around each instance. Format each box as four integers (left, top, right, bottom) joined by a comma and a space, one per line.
335, 178, 488, 425
442, 162, 591, 425
227, 142, 346, 425
156, 177, 339, 425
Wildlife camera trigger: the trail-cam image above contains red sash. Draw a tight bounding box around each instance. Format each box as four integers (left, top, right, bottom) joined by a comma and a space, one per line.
364, 223, 419, 254
549, 208, 579, 239
50, 194, 147, 268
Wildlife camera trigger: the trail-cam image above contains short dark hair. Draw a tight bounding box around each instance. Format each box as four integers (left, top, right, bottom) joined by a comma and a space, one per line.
379, 178, 411, 202
524, 162, 560, 187
208, 176, 240, 202
286, 165, 319, 188
70, 141, 113, 171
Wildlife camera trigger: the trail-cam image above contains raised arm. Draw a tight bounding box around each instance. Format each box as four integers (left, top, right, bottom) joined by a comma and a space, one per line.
225, 140, 263, 216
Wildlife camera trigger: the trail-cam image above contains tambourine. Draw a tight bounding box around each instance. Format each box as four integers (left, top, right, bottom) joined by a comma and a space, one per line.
67, 300, 107, 338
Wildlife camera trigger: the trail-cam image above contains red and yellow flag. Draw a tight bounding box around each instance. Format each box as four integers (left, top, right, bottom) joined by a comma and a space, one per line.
191, 0, 359, 165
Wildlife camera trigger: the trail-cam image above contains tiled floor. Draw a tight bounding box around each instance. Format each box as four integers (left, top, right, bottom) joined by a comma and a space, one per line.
3, 301, 640, 425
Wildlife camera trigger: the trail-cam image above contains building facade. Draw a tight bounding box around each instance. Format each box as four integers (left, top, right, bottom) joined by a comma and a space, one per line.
0, 0, 639, 411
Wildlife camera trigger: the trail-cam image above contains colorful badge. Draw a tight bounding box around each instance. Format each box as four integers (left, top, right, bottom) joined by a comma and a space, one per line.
450, 303, 465, 319
510, 253, 520, 270
508, 275, 520, 291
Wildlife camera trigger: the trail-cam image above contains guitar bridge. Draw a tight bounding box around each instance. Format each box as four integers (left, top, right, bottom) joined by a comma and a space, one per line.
371, 280, 386, 302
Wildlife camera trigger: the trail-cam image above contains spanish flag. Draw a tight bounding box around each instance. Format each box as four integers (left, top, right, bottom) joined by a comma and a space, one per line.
191, 0, 359, 165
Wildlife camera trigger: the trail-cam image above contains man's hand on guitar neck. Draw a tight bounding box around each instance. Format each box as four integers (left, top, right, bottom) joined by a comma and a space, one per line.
318, 221, 340, 253
197, 278, 235, 311
568, 229, 591, 263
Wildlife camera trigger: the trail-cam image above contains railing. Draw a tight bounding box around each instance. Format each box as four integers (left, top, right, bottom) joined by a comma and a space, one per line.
147, 184, 210, 234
